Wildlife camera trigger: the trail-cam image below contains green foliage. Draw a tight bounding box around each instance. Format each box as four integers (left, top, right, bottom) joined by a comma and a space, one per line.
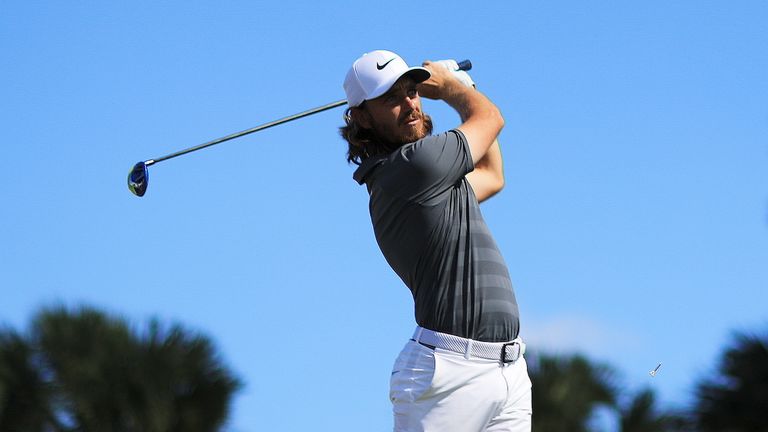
0, 329, 55, 431
529, 352, 693, 432
619, 388, 690, 432
529, 353, 617, 432
0, 306, 241, 432
528, 327, 768, 432
694, 329, 768, 432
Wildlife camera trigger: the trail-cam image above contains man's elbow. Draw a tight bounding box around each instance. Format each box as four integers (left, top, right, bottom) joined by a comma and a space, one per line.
484, 174, 505, 201
491, 107, 505, 138
493, 174, 505, 195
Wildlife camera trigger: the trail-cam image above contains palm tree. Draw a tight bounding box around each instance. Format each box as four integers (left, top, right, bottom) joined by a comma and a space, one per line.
528, 353, 617, 432
33, 307, 143, 431
0, 328, 61, 431
138, 319, 242, 432
0, 305, 241, 432
618, 387, 691, 432
693, 328, 768, 431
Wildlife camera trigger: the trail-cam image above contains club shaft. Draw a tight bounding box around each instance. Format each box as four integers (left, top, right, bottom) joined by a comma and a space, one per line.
142, 59, 472, 167
145, 99, 349, 166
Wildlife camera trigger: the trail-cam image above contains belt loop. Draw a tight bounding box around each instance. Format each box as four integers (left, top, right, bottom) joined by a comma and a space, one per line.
464, 339, 473, 360
415, 327, 424, 343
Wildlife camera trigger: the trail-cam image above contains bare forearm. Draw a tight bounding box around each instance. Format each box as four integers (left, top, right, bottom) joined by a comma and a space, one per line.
441, 80, 500, 124
466, 138, 505, 202
475, 139, 503, 178
418, 61, 503, 163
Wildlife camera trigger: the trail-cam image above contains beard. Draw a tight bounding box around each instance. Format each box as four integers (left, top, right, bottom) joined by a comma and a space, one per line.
369, 109, 434, 149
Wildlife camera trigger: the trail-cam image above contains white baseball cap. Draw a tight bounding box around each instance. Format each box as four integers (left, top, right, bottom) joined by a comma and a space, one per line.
343, 50, 431, 107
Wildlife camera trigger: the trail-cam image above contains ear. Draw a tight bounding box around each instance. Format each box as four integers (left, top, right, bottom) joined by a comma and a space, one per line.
350, 107, 373, 129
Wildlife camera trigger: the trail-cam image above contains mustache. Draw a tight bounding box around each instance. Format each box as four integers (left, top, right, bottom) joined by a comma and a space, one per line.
399, 109, 422, 125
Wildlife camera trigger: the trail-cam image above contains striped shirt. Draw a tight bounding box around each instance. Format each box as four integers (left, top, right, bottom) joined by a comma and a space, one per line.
353, 130, 519, 342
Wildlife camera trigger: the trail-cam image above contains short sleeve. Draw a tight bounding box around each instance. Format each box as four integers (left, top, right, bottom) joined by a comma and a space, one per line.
381, 130, 474, 204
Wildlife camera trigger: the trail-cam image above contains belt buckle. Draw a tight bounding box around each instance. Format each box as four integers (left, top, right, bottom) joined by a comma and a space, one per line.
501, 342, 519, 363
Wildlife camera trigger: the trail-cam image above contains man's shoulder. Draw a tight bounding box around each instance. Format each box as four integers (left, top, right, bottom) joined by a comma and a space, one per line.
352, 130, 466, 185
400, 130, 465, 158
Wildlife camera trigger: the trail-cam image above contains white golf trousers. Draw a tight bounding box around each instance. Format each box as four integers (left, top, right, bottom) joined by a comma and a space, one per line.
390, 338, 532, 432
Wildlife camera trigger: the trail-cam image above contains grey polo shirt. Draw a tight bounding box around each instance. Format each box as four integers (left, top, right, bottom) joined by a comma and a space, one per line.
353, 129, 520, 342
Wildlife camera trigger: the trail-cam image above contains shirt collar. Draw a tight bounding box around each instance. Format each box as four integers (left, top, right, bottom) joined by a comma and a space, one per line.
352, 155, 387, 185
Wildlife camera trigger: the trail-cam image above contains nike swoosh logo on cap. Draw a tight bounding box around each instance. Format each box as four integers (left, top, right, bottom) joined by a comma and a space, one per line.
376, 58, 396, 70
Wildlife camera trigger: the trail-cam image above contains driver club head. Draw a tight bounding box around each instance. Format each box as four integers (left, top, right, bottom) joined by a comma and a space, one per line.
128, 162, 148, 197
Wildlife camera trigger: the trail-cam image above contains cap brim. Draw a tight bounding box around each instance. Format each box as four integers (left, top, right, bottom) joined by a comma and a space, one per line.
403, 66, 431, 84
365, 67, 432, 103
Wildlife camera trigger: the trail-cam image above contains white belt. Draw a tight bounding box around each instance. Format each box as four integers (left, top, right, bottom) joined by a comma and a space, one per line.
412, 327, 525, 363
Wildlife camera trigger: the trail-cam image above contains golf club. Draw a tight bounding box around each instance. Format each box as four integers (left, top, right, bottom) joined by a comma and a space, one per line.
128, 59, 473, 197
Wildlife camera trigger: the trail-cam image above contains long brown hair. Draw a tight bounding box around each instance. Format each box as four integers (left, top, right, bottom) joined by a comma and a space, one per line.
339, 106, 433, 165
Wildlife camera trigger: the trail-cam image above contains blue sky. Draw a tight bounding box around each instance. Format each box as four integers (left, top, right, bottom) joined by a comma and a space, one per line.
2, 1, 767, 430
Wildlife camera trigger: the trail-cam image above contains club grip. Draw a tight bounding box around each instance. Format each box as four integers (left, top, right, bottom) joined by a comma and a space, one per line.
457, 59, 472, 71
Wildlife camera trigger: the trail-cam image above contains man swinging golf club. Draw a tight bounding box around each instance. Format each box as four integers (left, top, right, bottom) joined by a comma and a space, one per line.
340, 50, 532, 431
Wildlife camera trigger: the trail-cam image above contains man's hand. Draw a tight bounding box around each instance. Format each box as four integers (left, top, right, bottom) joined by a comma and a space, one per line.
417, 60, 466, 101
417, 61, 504, 166
419, 59, 506, 202
432, 59, 476, 88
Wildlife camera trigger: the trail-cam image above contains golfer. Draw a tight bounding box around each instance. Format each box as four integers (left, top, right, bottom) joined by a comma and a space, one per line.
340, 50, 532, 432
